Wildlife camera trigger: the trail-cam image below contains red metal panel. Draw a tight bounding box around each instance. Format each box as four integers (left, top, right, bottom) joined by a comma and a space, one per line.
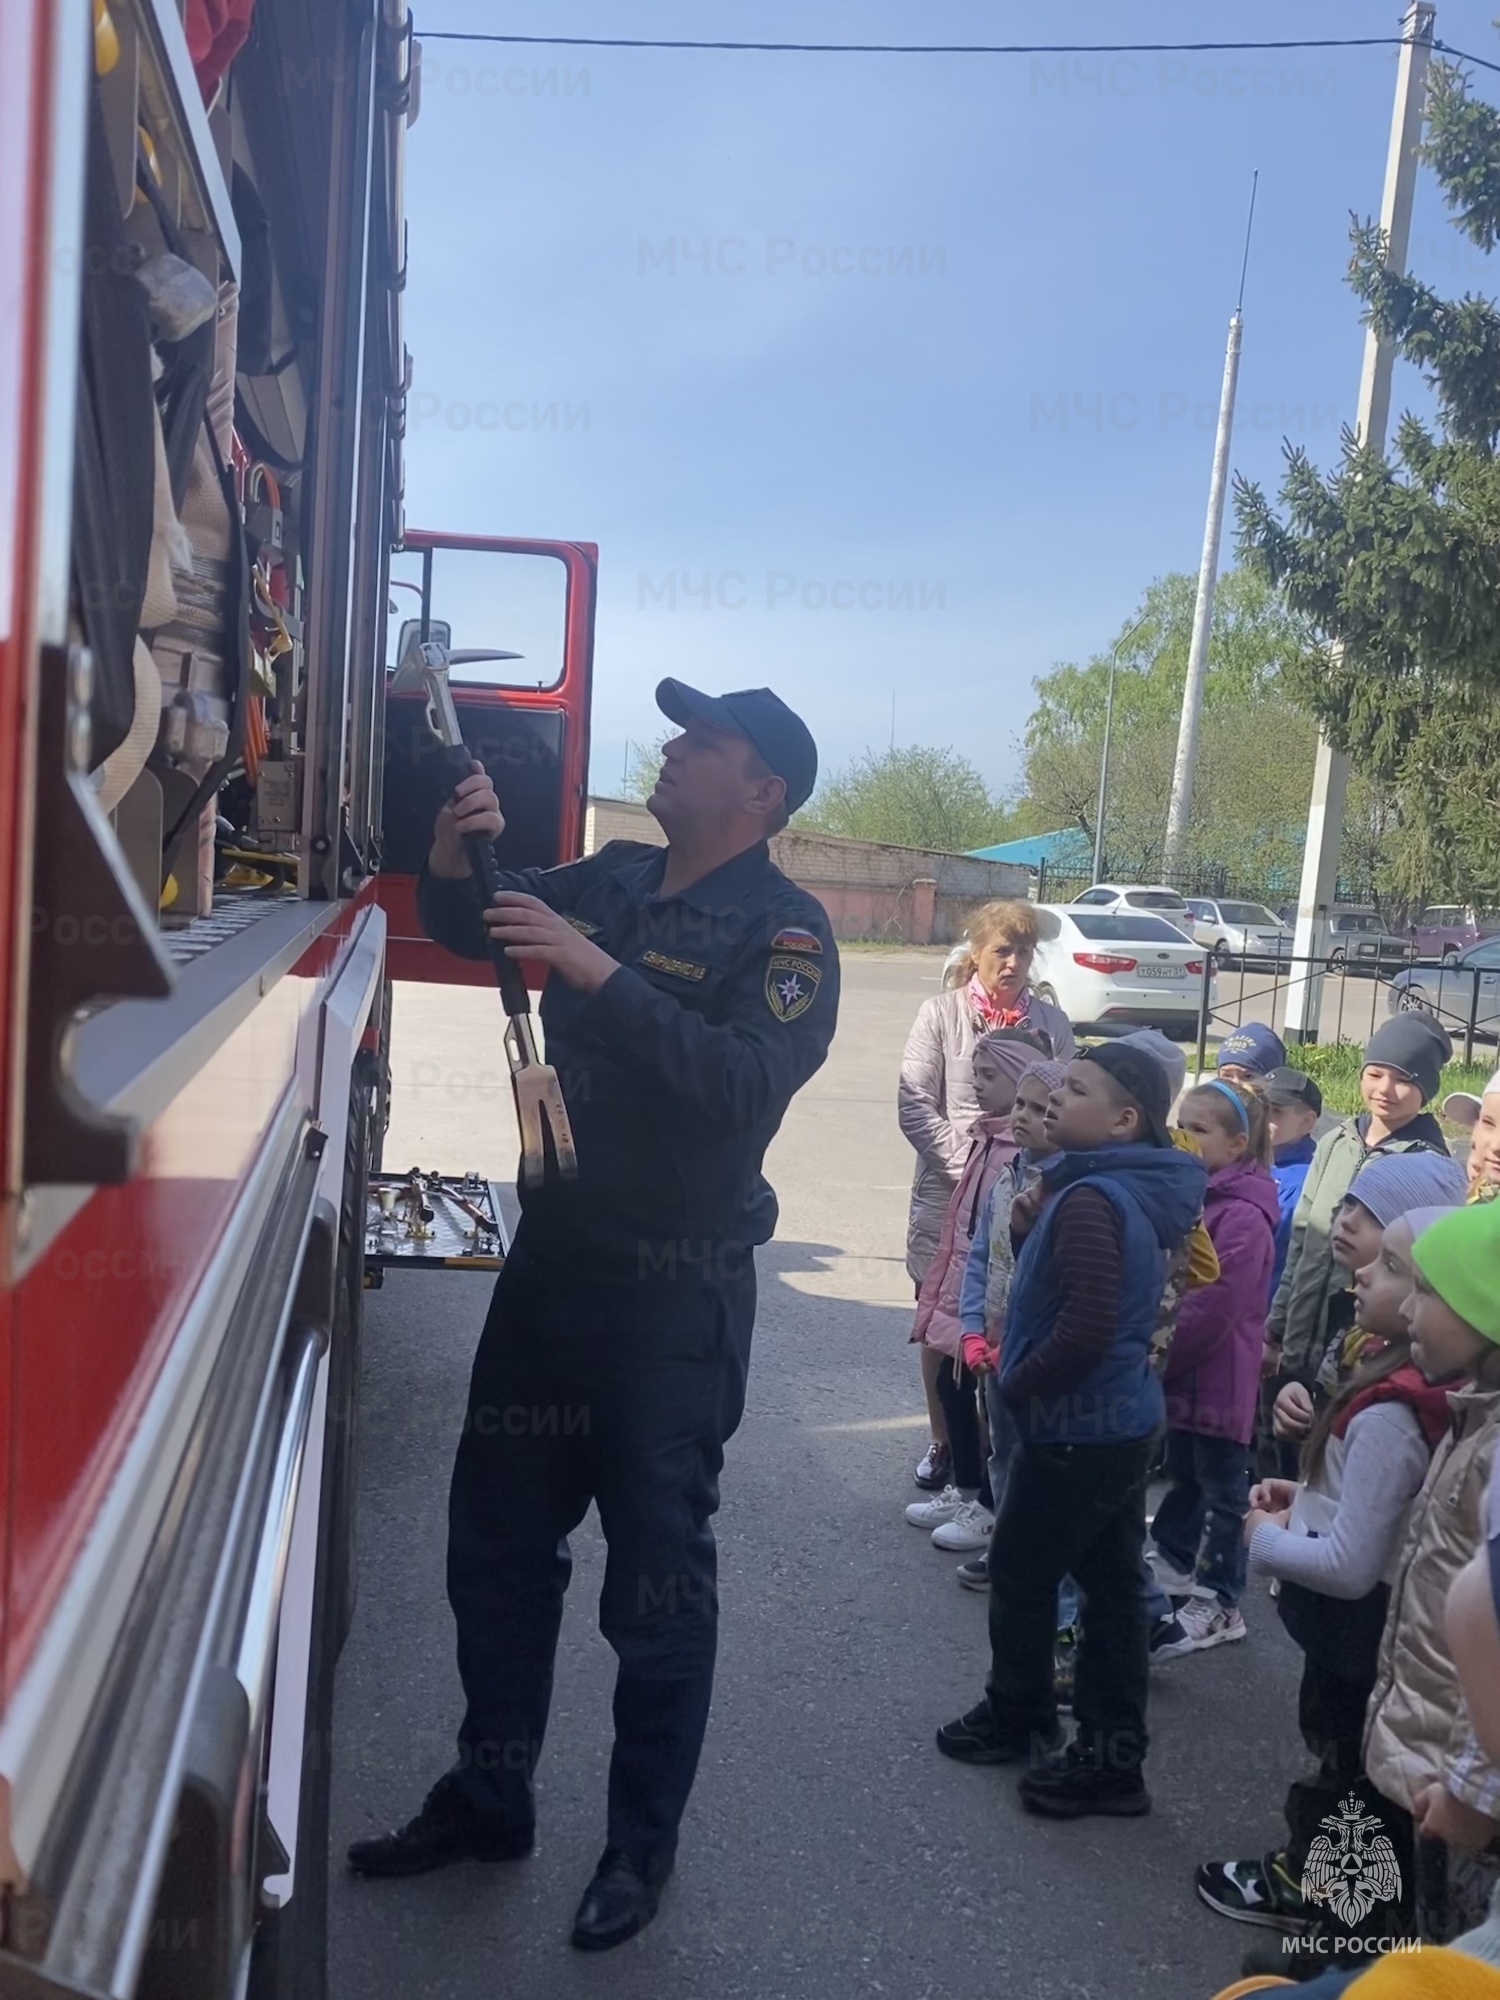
4, 958, 322, 1691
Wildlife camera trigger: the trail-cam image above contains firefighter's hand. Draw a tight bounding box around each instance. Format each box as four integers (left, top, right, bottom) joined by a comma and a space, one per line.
430, 760, 505, 878
1273, 1382, 1314, 1440
1413, 1782, 1498, 1854
484, 892, 618, 995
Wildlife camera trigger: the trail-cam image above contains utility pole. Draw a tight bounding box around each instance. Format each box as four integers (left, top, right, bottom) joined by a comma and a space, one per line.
1163, 173, 1257, 868
1284, 0, 1434, 1042
1093, 614, 1150, 885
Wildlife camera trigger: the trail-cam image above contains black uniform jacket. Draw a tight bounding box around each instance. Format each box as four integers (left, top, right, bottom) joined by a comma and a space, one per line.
417, 839, 840, 1276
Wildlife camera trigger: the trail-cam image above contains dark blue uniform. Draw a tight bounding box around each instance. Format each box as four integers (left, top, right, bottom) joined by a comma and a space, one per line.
417, 838, 839, 1870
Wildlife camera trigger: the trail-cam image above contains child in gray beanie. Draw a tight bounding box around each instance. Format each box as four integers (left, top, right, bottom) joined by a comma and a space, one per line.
1268, 1015, 1453, 1396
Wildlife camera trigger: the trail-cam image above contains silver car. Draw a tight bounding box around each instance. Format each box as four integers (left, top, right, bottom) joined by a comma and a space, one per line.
1183, 897, 1293, 968
1387, 936, 1500, 1038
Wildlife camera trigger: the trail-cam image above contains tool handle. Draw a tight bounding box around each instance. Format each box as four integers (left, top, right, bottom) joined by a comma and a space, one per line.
446, 746, 531, 1020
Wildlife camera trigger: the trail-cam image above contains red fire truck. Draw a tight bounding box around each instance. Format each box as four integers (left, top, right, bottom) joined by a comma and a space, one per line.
0, 3, 594, 1994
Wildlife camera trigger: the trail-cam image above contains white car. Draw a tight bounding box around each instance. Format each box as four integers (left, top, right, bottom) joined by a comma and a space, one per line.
1182, 897, 1293, 967
1030, 904, 1215, 1035
1069, 883, 1194, 934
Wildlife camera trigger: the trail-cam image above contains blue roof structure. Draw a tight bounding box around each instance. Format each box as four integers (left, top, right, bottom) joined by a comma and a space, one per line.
966, 829, 1092, 870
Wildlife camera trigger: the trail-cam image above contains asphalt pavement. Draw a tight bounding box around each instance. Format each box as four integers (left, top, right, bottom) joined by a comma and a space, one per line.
330, 949, 1304, 2000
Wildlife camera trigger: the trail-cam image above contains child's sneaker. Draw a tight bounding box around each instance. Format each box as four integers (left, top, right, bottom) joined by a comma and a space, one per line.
1149, 1611, 1197, 1661
1195, 1851, 1311, 1934
931, 1499, 994, 1551
954, 1556, 989, 1591
905, 1484, 962, 1528
914, 1440, 951, 1490
1175, 1599, 1247, 1651
1018, 1747, 1150, 1820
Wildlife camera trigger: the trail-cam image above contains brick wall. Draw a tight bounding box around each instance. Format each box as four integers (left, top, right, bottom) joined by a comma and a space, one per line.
583, 798, 1031, 943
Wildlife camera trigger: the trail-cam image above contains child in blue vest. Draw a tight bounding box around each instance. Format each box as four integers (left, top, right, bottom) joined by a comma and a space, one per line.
935, 1043, 1206, 1820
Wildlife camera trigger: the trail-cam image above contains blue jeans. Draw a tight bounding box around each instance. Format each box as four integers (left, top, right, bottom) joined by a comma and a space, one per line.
1149, 1427, 1249, 1608
984, 1371, 1080, 1632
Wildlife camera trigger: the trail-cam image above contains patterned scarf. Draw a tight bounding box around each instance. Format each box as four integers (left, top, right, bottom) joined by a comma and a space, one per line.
967, 974, 1031, 1033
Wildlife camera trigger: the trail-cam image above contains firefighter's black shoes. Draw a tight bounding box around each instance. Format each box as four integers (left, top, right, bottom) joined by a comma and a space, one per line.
346, 1773, 534, 1877
570, 1848, 674, 1952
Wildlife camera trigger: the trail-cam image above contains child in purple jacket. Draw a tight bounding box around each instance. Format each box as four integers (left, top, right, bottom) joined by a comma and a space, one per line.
1148, 1079, 1279, 1656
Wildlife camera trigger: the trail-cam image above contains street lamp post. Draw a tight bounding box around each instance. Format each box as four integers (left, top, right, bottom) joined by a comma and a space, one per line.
1092, 616, 1149, 885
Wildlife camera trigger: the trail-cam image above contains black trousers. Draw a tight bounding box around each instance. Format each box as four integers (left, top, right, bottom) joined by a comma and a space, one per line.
1284, 1655, 1374, 1876
986, 1433, 1155, 1772
445, 1236, 756, 1867
934, 1353, 991, 1504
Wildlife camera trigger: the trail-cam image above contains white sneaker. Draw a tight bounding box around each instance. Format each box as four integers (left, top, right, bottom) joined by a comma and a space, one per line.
931, 1499, 995, 1551
1147, 1545, 1211, 1599
905, 1484, 963, 1528
1175, 1599, 1247, 1652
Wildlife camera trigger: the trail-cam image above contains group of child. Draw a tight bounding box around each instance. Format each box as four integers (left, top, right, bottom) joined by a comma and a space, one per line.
900, 996, 1500, 1983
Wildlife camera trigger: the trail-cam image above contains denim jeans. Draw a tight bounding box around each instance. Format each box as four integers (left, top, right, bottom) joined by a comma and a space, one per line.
1149, 1427, 1250, 1608
984, 1372, 1079, 1630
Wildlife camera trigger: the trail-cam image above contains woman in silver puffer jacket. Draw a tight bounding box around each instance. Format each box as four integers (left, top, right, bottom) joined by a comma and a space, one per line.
897, 899, 1073, 1490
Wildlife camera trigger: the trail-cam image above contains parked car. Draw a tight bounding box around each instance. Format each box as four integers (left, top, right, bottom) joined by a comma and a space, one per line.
1320, 906, 1412, 972
1183, 897, 1294, 967
1387, 936, 1500, 1039
1069, 883, 1194, 934
1408, 905, 1490, 965
1030, 905, 1214, 1036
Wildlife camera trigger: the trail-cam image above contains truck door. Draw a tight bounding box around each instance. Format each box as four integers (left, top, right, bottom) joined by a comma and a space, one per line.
375, 532, 596, 984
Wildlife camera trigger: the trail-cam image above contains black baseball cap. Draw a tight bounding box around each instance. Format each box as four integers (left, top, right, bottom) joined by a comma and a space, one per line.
656, 680, 819, 813
1078, 1042, 1174, 1148
1261, 1066, 1323, 1116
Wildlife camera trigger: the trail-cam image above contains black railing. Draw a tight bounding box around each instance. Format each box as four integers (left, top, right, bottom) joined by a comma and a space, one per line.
1191, 948, 1496, 1075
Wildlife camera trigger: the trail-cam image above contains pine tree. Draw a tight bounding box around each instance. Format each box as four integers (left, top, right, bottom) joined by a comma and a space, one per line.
1236, 55, 1500, 903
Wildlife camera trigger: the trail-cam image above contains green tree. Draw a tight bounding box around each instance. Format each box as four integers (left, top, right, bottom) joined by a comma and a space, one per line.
1236, 50, 1500, 904
799, 745, 1010, 852
1015, 569, 1327, 883
620, 731, 672, 801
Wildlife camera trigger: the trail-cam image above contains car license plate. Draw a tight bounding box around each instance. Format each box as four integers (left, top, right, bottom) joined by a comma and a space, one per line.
1136, 963, 1183, 979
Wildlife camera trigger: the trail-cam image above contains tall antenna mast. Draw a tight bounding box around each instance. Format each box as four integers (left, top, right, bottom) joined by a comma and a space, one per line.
1163, 170, 1258, 867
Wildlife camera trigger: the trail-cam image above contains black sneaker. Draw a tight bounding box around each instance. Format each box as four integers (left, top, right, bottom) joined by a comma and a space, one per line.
935, 1701, 1062, 1766
1018, 1747, 1150, 1820
914, 1440, 952, 1490
346, 1772, 534, 1878
955, 1556, 990, 1591
1196, 1851, 1311, 1933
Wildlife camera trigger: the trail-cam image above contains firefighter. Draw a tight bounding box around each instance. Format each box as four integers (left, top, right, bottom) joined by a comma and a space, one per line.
348, 681, 839, 1951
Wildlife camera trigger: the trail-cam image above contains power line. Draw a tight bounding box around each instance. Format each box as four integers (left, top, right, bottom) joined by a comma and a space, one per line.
415, 29, 1500, 74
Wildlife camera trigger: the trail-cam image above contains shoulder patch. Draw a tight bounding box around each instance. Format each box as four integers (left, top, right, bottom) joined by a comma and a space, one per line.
771, 925, 822, 955
640, 949, 708, 982
766, 952, 822, 1022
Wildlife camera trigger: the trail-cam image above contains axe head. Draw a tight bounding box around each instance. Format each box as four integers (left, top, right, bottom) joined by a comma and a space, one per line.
390, 639, 524, 750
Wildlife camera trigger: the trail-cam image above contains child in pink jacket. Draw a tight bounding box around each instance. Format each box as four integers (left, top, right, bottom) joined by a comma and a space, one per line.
904, 1031, 1048, 1553
1148, 1078, 1279, 1655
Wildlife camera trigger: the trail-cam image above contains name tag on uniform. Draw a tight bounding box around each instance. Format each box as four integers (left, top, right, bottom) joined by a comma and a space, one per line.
566, 916, 602, 937
640, 949, 708, 982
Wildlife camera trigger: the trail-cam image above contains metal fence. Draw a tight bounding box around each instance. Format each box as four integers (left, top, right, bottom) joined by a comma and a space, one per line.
1035, 858, 1374, 914
1186, 947, 1498, 1076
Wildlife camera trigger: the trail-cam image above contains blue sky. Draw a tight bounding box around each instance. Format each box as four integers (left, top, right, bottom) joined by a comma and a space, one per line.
398, 1, 1500, 803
